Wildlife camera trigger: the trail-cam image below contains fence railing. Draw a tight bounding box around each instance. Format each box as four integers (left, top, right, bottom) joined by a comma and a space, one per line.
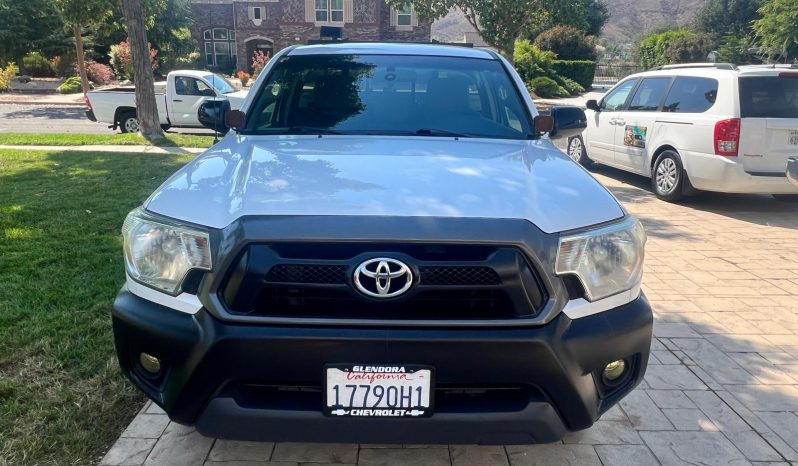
593, 64, 645, 86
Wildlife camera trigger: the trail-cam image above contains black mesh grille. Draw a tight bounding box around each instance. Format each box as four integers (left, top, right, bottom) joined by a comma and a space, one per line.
420, 266, 501, 286
220, 243, 548, 322
265, 264, 348, 284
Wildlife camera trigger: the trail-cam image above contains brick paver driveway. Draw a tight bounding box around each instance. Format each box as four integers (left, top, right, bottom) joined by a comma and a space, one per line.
101, 164, 798, 466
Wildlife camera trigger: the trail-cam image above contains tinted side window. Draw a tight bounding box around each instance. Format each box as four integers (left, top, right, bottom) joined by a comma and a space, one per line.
739, 76, 798, 118
662, 77, 718, 113
601, 79, 637, 111
628, 77, 671, 111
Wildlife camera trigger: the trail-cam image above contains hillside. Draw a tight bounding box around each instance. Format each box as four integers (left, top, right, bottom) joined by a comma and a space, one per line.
431, 0, 709, 45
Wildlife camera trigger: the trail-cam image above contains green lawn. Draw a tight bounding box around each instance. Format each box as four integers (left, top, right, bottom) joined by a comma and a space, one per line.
0, 132, 215, 148
0, 149, 194, 465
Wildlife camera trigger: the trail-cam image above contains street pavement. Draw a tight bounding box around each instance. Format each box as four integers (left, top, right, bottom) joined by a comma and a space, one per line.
99, 161, 798, 465
0, 103, 214, 135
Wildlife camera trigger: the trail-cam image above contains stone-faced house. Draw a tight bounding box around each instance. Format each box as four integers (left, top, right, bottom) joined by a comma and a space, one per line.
190, 0, 431, 72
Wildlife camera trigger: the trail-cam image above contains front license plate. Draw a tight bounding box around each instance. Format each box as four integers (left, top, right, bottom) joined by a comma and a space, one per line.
790, 130, 798, 145
324, 364, 433, 418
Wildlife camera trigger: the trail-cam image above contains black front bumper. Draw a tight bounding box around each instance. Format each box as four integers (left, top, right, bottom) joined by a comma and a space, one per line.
112, 289, 652, 444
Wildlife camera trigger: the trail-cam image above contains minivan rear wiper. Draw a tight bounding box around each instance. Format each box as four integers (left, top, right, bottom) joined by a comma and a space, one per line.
414, 128, 470, 137
285, 126, 345, 135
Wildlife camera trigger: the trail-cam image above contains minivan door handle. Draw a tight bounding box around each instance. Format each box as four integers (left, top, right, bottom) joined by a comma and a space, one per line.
614, 119, 626, 126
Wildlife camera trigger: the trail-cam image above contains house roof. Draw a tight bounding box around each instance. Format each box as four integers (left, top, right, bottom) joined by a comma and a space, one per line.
287, 42, 498, 60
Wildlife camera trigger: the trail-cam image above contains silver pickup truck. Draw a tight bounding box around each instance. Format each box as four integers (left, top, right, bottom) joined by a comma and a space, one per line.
85, 70, 247, 133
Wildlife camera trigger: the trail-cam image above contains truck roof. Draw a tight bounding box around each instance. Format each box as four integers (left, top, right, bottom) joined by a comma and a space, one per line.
167, 69, 216, 78
286, 42, 498, 60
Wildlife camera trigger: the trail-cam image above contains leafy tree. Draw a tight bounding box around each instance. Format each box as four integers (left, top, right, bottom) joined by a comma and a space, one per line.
54, 0, 115, 94
666, 34, 710, 63
390, 0, 556, 59
696, 0, 761, 49
0, 0, 71, 73
637, 29, 704, 68
534, 25, 597, 60
717, 34, 756, 64
545, 0, 609, 37
754, 0, 798, 60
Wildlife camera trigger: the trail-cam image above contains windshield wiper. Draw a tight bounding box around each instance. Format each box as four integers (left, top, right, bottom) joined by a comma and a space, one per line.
285, 126, 344, 135
414, 128, 470, 138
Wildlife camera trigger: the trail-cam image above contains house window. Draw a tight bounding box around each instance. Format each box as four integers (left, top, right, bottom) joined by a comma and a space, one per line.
253, 7, 262, 20
315, 0, 343, 23
203, 28, 237, 69
396, 4, 412, 26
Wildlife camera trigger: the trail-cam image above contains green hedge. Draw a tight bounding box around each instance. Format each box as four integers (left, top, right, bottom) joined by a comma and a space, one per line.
552, 60, 595, 90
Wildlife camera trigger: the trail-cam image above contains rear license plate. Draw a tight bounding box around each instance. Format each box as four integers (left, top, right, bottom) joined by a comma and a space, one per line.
790, 130, 798, 145
324, 364, 433, 417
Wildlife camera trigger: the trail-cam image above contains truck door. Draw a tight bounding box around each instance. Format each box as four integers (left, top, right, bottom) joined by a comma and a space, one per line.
170, 76, 217, 126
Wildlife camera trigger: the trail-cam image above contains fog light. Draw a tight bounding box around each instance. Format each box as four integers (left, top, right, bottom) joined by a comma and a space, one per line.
139, 353, 161, 374
603, 360, 626, 381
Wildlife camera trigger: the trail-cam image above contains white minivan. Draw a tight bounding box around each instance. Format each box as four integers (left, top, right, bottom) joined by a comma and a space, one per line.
568, 63, 798, 202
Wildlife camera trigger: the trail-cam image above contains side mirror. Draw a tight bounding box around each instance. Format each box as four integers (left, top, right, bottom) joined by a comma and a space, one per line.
198, 99, 231, 133
549, 105, 587, 140
533, 115, 554, 133
585, 99, 600, 112
224, 110, 246, 132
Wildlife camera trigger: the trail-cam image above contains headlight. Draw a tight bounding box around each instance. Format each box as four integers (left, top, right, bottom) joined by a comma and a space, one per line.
555, 217, 646, 301
122, 207, 212, 295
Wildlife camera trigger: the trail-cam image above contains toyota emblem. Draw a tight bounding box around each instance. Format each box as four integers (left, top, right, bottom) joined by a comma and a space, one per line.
353, 258, 413, 298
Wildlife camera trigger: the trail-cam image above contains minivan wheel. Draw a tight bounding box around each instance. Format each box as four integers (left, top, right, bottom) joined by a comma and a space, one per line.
652, 150, 685, 202
119, 112, 139, 134
566, 135, 592, 167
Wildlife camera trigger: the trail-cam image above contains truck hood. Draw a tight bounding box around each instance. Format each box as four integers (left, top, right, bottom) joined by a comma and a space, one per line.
145, 135, 624, 233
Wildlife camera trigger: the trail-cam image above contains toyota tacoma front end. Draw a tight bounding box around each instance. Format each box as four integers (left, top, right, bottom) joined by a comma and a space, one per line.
113, 43, 652, 444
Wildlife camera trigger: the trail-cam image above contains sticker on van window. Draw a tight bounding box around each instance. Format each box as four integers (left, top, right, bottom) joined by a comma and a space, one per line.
624, 125, 647, 148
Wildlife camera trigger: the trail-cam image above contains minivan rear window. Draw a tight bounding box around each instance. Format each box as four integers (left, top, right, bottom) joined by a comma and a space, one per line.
739, 75, 798, 118
662, 76, 718, 113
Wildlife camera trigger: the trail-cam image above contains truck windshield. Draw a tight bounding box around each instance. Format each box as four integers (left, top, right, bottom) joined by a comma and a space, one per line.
244, 54, 533, 139
205, 74, 236, 94
739, 75, 798, 118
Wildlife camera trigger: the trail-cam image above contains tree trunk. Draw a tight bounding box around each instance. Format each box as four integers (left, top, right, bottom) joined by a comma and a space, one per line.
15, 53, 27, 76
73, 24, 90, 95
120, 0, 164, 141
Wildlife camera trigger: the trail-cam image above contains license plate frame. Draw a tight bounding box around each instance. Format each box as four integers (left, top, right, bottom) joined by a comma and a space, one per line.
789, 130, 798, 146
323, 364, 434, 418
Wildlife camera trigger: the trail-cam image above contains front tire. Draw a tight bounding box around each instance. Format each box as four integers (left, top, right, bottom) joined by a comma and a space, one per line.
566, 135, 592, 167
652, 150, 686, 202
119, 111, 139, 134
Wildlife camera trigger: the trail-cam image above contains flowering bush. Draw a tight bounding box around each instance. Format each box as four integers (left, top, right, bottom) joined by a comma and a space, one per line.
251, 51, 270, 78
76, 60, 114, 85
0, 62, 19, 92
237, 70, 251, 87
109, 40, 159, 79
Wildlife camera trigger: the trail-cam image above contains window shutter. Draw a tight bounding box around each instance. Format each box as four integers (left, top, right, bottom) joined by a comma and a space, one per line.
410, 7, 418, 26
305, 0, 315, 22
389, 7, 397, 26
344, 0, 353, 23
248, 6, 253, 20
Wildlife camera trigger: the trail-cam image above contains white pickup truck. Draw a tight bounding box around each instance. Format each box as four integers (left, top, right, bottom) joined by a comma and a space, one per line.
85, 70, 248, 133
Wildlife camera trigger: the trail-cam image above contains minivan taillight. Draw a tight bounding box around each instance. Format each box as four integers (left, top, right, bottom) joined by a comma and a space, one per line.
714, 118, 740, 156
84, 94, 92, 111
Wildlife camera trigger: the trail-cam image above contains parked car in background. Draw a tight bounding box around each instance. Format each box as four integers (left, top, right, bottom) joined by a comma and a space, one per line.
112, 43, 651, 445
85, 70, 248, 133
567, 63, 798, 202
